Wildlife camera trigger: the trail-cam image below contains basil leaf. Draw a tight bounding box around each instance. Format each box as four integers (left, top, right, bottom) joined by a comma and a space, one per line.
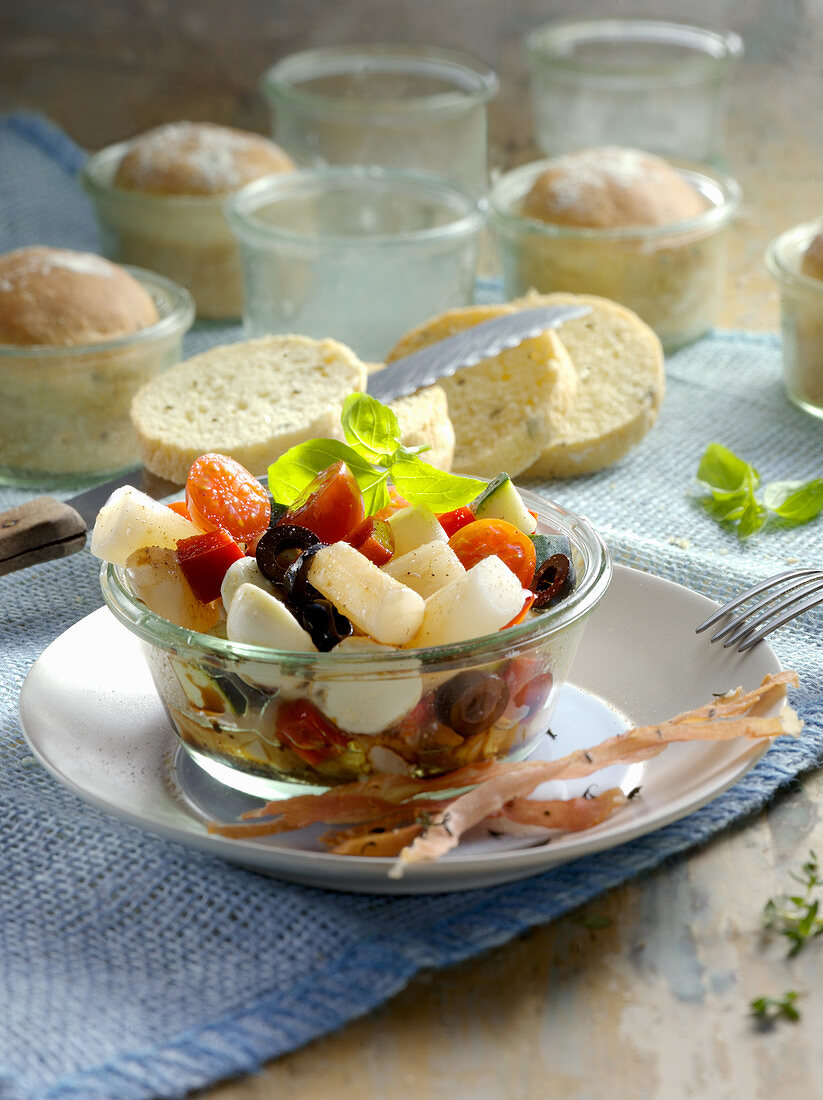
389, 454, 484, 511
341, 393, 401, 464
268, 439, 388, 512
697, 442, 760, 494
764, 479, 823, 523
737, 495, 768, 539
358, 468, 392, 515
696, 443, 769, 538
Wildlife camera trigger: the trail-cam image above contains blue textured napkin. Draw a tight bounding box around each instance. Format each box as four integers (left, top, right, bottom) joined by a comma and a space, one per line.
1, 113, 822, 1100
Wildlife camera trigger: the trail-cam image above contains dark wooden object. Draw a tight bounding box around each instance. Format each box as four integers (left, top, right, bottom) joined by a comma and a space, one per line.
0, 496, 87, 574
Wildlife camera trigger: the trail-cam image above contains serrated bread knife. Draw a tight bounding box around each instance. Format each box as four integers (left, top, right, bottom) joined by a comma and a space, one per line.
0, 303, 589, 575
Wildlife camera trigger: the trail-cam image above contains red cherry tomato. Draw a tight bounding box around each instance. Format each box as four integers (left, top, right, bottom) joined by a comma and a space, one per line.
347, 516, 395, 566
448, 519, 537, 588
186, 454, 271, 548
502, 657, 553, 716
275, 699, 349, 766
282, 461, 365, 544
166, 500, 192, 520
371, 488, 408, 522
437, 506, 475, 538
175, 529, 244, 604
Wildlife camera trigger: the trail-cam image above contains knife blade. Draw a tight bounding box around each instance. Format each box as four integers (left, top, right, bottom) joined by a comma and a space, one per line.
0, 303, 588, 576
366, 304, 589, 402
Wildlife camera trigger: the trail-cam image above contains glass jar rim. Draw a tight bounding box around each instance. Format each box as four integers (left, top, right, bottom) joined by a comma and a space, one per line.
101, 487, 612, 671
765, 219, 823, 294
0, 265, 195, 359
526, 17, 743, 81
260, 44, 499, 118
488, 159, 741, 243
225, 165, 485, 252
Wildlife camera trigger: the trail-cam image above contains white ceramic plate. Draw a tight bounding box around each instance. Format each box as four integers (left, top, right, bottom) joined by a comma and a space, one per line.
19, 565, 781, 895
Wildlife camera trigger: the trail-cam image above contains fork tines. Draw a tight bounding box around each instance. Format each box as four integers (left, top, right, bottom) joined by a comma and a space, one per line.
696, 567, 823, 651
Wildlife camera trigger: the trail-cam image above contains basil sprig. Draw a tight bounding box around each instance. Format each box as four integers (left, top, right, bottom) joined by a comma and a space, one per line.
697, 443, 823, 539
269, 393, 484, 513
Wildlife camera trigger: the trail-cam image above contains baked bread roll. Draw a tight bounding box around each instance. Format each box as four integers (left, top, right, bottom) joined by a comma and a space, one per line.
521, 146, 706, 228
131, 335, 368, 484
384, 304, 577, 479
0, 246, 158, 346
801, 229, 823, 281
515, 291, 665, 478
114, 121, 294, 197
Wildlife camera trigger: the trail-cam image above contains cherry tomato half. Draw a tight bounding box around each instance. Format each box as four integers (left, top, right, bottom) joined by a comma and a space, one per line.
166, 500, 192, 520
186, 454, 271, 548
372, 488, 408, 523
448, 518, 537, 588
282, 460, 365, 544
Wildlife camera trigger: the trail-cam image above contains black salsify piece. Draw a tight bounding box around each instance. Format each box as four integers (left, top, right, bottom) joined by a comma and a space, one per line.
255, 523, 322, 590
532, 552, 573, 610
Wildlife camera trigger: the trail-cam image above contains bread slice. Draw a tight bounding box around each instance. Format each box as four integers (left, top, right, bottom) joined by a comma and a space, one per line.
515, 291, 664, 477
362, 365, 455, 471
131, 334, 367, 484
384, 304, 578, 478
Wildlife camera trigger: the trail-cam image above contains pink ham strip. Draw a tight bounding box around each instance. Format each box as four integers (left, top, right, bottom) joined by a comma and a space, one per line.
318, 799, 457, 848
391, 673, 801, 873
488, 788, 628, 837
327, 823, 426, 858
207, 763, 502, 838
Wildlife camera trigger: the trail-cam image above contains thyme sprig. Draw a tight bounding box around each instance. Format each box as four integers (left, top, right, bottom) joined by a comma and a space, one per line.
763, 850, 823, 957
750, 990, 803, 1024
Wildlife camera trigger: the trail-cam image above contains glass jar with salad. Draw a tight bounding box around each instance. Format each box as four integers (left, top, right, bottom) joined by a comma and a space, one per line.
96, 395, 611, 799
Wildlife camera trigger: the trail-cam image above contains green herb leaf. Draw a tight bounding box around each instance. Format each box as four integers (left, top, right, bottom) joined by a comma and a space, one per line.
737, 493, 768, 538
580, 913, 613, 930
389, 453, 485, 512
341, 393, 401, 464
696, 444, 823, 540
762, 850, 823, 957
696, 444, 764, 539
697, 443, 760, 495
763, 479, 823, 523
749, 990, 802, 1023
268, 439, 390, 513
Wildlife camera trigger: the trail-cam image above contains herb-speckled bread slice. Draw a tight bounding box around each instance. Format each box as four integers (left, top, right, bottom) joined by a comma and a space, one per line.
131, 334, 367, 484
384, 304, 578, 479
515, 291, 665, 477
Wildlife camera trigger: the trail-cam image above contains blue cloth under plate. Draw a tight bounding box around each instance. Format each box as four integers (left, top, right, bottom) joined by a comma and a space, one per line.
1, 113, 822, 1100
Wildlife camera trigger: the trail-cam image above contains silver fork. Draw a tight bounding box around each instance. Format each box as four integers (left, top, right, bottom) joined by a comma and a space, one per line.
696, 567, 823, 651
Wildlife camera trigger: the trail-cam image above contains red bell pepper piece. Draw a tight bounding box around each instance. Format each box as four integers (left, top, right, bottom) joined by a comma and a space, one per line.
437, 506, 475, 538
504, 591, 536, 629
347, 516, 395, 566
175, 529, 244, 604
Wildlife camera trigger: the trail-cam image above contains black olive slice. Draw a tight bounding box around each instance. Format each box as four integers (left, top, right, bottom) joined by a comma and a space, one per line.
255, 524, 322, 589
283, 543, 323, 606
435, 670, 510, 738
532, 553, 573, 610
296, 598, 353, 652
